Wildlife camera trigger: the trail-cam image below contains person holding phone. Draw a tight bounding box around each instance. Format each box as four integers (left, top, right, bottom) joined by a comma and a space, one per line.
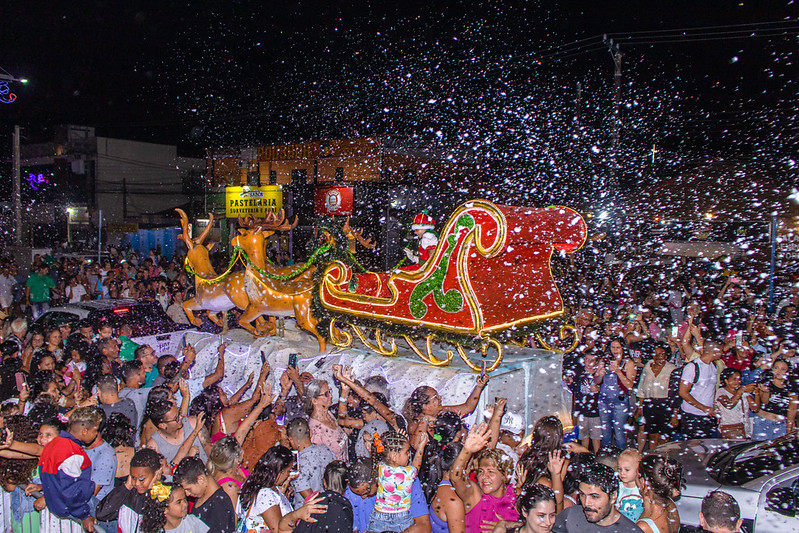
751, 358, 798, 440
635, 344, 677, 451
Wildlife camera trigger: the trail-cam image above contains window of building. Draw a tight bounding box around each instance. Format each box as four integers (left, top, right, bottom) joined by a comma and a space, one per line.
335, 167, 344, 181
291, 169, 307, 185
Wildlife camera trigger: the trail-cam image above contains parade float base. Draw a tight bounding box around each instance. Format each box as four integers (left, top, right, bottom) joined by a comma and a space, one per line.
181, 322, 572, 433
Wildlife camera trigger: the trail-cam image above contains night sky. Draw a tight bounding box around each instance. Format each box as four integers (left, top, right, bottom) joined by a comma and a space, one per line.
2, 1, 797, 191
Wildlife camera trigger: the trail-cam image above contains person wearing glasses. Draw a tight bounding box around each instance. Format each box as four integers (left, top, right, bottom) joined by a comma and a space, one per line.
304, 379, 349, 462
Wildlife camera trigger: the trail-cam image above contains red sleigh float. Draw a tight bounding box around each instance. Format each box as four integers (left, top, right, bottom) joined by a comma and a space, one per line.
319, 199, 587, 371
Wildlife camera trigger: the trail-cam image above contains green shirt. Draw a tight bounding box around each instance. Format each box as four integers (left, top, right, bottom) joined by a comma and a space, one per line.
26, 273, 55, 303
118, 335, 139, 362
145, 366, 159, 388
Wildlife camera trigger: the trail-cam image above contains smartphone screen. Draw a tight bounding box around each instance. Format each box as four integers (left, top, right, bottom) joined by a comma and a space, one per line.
14, 372, 26, 393
288, 353, 298, 369
671, 326, 679, 337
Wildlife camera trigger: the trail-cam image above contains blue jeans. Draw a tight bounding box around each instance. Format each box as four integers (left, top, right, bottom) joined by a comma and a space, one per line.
599, 395, 629, 448
368, 509, 413, 533
30, 301, 49, 320
752, 415, 787, 441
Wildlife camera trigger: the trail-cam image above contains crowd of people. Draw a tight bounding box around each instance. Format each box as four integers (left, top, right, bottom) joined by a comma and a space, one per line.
0, 246, 792, 533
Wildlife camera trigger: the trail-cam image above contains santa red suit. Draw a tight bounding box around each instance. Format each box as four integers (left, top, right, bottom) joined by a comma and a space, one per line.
403, 211, 438, 270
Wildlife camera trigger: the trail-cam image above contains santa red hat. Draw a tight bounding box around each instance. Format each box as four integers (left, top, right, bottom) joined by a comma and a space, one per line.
412, 210, 435, 231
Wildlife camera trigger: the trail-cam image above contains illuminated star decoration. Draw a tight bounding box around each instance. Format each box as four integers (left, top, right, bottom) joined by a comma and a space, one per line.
650, 144, 659, 163
0, 82, 16, 104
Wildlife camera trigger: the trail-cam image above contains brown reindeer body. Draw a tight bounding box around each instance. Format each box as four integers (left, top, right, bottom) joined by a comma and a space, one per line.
177, 209, 250, 329
230, 213, 324, 348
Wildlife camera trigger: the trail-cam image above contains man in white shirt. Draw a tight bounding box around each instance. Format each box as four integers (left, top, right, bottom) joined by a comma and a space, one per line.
0, 265, 15, 312
679, 337, 723, 439
66, 276, 89, 303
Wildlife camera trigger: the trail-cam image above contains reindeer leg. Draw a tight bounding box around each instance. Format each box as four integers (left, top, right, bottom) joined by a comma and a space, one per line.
182, 300, 204, 327
221, 310, 230, 334
255, 317, 277, 336
294, 307, 326, 352
206, 310, 225, 327
238, 306, 264, 336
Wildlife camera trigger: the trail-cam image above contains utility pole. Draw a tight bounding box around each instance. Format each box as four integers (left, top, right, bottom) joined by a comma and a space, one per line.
575, 82, 582, 125
605, 35, 623, 195
12, 125, 22, 244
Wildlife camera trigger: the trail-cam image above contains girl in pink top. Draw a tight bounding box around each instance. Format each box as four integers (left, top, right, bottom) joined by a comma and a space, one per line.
451, 424, 519, 531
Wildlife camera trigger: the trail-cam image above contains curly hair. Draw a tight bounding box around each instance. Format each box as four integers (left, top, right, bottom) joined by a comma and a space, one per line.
0, 415, 39, 486
239, 445, 293, 510
420, 441, 463, 503
103, 412, 135, 448
402, 386, 436, 422
475, 448, 514, 482
140, 483, 179, 533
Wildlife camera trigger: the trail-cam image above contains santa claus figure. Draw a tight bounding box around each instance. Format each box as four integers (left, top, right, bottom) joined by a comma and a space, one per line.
403, 210, 438, 269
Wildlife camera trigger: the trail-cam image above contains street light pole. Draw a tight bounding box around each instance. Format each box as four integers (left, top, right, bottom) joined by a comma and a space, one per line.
13, 125, 21, 244
605, 36, 623, 195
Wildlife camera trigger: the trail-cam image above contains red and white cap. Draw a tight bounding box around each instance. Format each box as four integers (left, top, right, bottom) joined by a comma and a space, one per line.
411, 211, 435, 231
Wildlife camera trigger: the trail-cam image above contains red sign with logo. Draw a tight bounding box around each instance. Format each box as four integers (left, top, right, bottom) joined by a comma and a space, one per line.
314, 187, 354, 216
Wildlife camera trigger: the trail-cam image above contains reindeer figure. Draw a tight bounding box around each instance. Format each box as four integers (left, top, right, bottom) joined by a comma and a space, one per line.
233, 213, 377, 350
230, 210, 322, 341
177, 209, 250, 329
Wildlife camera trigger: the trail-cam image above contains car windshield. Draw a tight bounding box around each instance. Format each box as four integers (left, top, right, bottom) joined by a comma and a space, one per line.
710, 433, 799, 485
92, 303, 178, 337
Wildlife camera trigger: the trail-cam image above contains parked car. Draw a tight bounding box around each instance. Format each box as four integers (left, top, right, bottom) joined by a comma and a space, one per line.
654, 433, 799, 533
33, 299, 196, 356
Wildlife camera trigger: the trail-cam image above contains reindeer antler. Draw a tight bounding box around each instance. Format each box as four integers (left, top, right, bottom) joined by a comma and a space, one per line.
351, 229, 376, 249
175, 209, 194, 250
194, 213, 215, 245
256, 209, 298, 232
342, 217, 376, 251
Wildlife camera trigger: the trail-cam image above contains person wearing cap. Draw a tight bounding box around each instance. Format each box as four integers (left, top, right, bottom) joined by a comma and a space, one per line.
484, 406, 524, 464
403, 210, 439, 270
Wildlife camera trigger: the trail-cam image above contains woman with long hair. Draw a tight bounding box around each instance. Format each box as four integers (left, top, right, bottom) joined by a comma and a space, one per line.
635, 455, 682, 533
518, 416, 563, 490
403, 375, 489, 450
597, 338, 637, 448
752, 358, 799, 440
304, 379, 348, 462
715, 368, 759, 440
237, 445, 295, 533
21, 331, 45, 372
425, 441, 465, 533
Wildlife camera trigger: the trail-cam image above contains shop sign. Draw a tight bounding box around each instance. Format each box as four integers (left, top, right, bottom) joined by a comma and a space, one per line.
314, 186, 353, 216
225, 185, 283, 218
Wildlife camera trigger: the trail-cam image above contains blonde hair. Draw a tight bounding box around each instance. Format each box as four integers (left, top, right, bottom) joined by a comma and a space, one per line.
618, 448, 642, 464
475, 449, 514, 480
